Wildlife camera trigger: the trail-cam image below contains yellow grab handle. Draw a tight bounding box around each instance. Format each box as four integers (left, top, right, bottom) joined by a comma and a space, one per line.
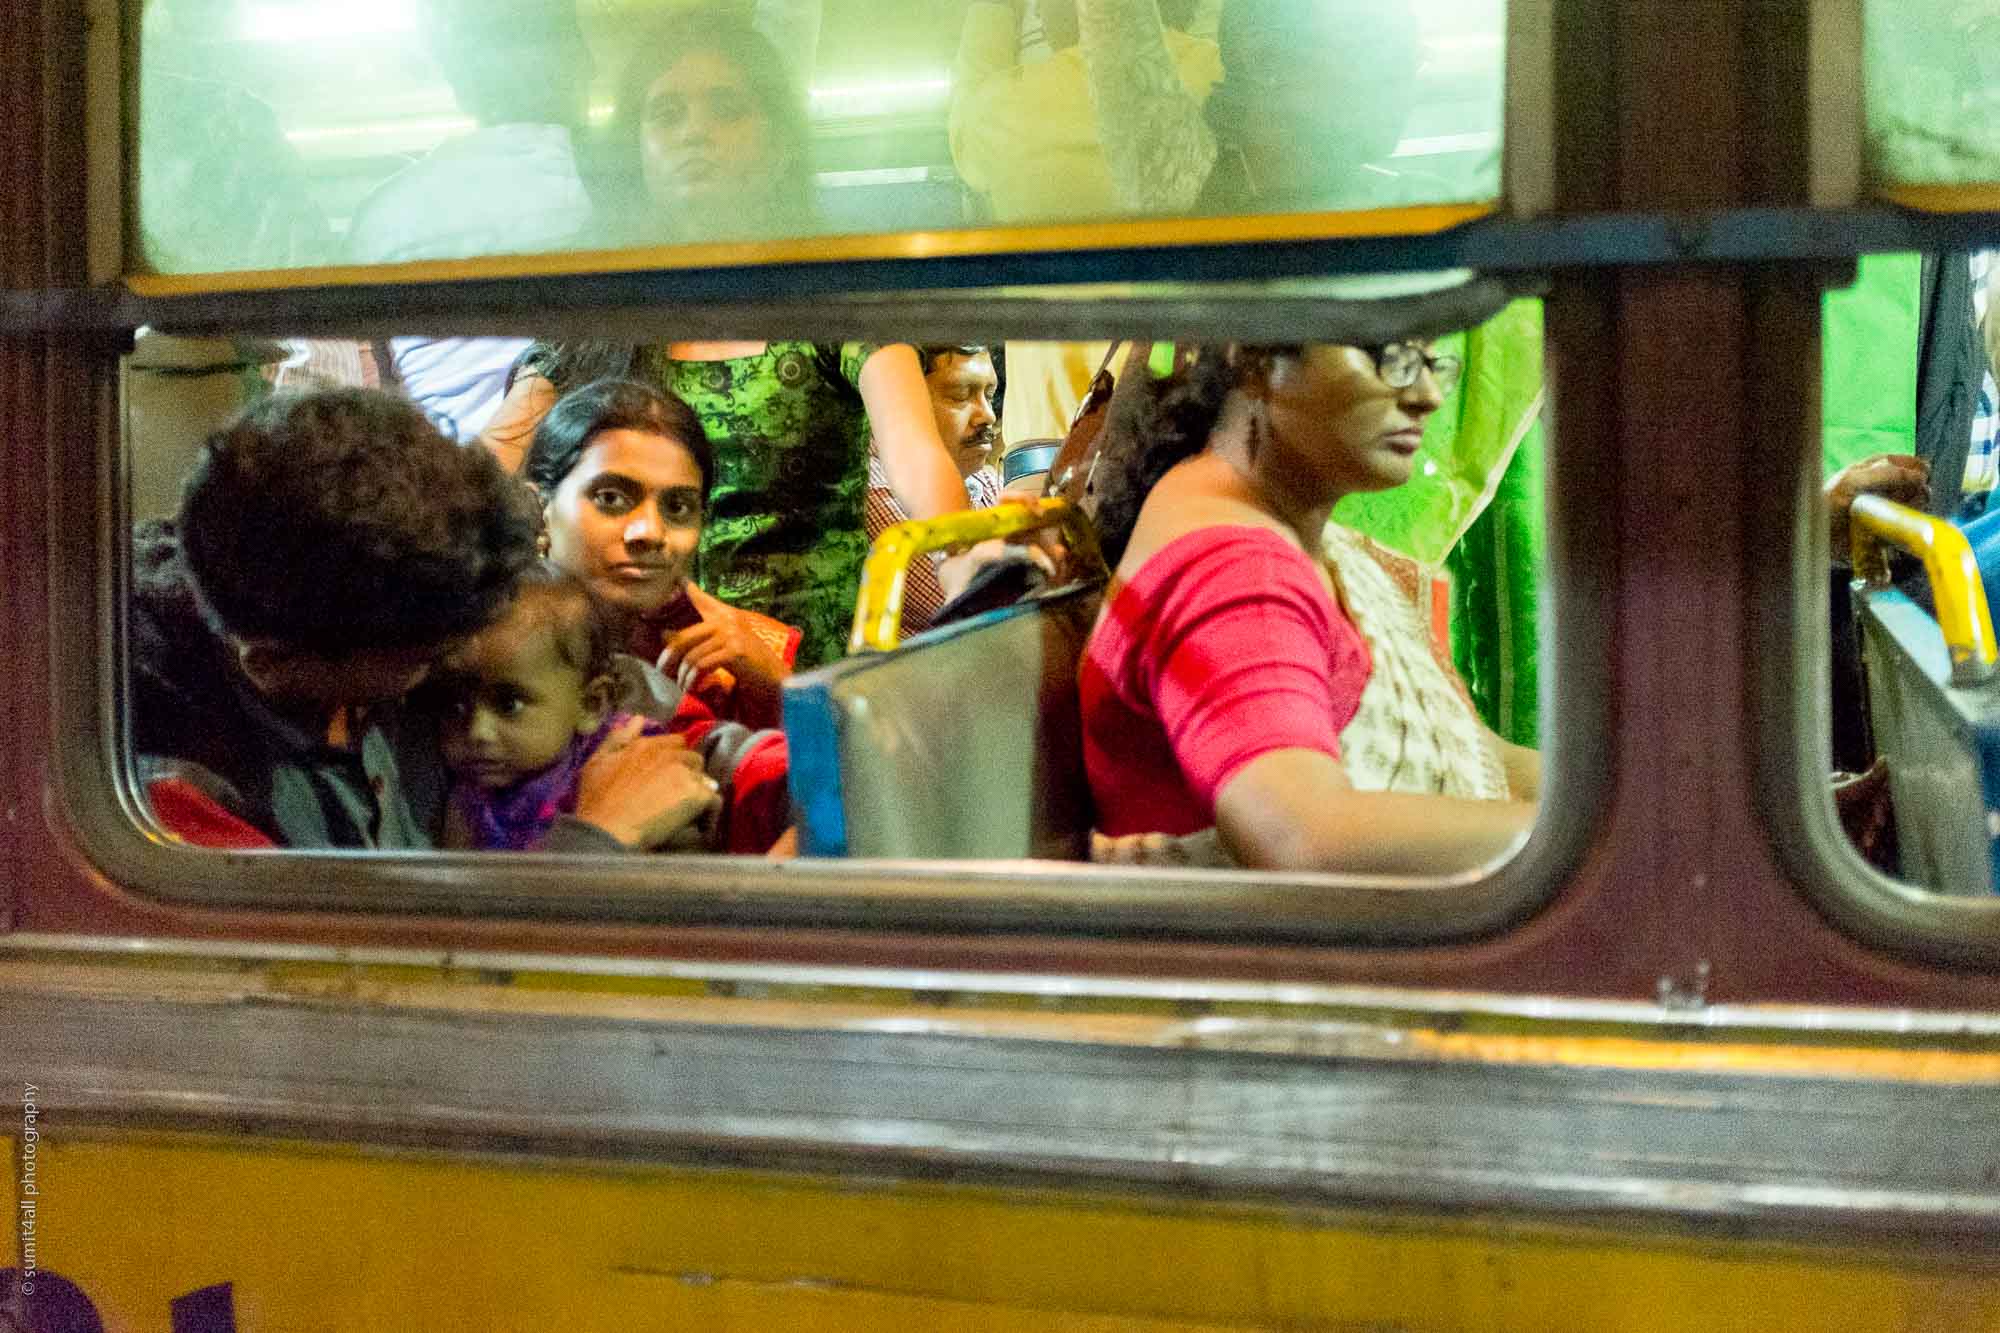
1851, 494, 1999, 687
849, 498, 1106, 654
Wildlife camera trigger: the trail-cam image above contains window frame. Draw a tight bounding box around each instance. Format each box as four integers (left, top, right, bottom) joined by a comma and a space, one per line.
49, 271, 1606, 947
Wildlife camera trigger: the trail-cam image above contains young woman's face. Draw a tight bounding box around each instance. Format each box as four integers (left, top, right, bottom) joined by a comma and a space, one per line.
639, 50, 781, 221
542, 429, 705, 617
1261, 345, 1446, 499
435, 609, 601, 790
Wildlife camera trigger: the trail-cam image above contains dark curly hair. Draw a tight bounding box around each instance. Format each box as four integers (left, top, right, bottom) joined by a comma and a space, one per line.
1090, 345, 1301, 567
522, 377, 715, 505
179, 388, 539, 656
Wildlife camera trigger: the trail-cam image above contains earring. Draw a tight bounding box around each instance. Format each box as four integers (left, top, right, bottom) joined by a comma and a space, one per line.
536, 527, 551, 558
1249, 400, 1270, 464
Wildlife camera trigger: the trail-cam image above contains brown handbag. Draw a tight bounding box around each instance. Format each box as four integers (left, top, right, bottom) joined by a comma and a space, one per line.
1042, 341, 1127, 513
1045, 342, 1195, 523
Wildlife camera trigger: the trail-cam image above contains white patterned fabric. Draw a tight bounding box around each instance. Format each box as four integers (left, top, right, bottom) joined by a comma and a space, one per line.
1322, 524, 1510, 800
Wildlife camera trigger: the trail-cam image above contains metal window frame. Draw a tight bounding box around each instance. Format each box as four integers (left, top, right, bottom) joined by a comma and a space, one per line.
45, 269, 1603, 945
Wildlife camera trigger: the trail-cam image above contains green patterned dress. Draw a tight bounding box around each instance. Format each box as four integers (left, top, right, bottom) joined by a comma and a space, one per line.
524, 341, 876, 669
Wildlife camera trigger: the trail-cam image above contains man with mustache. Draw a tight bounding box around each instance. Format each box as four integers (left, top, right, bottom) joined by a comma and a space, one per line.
863, 345, 1004, 636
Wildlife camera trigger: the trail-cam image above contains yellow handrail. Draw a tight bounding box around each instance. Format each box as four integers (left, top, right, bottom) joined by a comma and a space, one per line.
1851, 494, 1999, 687
849, 498, 1106, 654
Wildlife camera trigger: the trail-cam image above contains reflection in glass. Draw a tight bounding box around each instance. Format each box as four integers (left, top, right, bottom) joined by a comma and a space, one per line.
133, 0, 1507, 275
1865, 1, 2000, 189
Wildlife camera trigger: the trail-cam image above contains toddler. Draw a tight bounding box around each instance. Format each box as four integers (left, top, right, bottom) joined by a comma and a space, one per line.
432, 563, 713, 850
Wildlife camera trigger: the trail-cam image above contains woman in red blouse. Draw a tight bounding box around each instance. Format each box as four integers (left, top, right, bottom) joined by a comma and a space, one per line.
1080, 344, 1539, 874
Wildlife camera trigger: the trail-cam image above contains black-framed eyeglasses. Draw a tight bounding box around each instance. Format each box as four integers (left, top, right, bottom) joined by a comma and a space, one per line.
1368, 343, 1462, 395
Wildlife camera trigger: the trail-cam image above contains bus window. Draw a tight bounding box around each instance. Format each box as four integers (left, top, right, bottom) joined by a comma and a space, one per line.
112, 301, 1556, 937
131, 0, 1507, 279
1864, 3, 2000, 205
1826, 251, 2000, 898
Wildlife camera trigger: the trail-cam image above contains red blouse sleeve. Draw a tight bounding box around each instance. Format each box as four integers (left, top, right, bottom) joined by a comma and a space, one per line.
1137, 529, 1371, 811
146, 776, 276, 850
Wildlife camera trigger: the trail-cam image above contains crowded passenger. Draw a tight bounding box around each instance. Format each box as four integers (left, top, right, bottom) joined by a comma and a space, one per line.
139, 0, 335, 272
590, 8, 821, 248
345, 0, 596, 443
131, 2, 1563, 873
133, 389, 723, 853
864, 345, 1006, 635
431, 563, 694, 851
427, 561, 780, 852
1195, 0, 1420, 216
1081, 344, 1538, 873
486, 333, 972, 669
949, 0, 1222, 468
522, 378, 793, 851
950, 0, 1221, 225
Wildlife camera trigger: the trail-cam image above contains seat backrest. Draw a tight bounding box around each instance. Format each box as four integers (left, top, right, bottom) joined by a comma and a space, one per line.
1857, 585, 2000, 895
783, 585, 1101, 860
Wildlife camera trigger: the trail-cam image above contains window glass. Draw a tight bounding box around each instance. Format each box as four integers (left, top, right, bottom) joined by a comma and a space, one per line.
118, 302, 1548, 914
1828, 251, 2000, 896
1864, 3, 2000, 194
132, 0, 1507, 276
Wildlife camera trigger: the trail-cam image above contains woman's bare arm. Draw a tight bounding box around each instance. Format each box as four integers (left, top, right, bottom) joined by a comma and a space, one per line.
477, 372, 557, 475
1214, 748, 1533, 875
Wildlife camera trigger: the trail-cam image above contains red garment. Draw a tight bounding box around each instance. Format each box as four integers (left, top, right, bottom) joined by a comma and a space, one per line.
146, 776, 277, 849
662, 690, 792, 854
628, 600, 803, 725
1080, 526, 1372, 836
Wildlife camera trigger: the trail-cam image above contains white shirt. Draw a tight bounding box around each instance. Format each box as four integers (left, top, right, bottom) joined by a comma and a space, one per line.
346, 124, 591, 442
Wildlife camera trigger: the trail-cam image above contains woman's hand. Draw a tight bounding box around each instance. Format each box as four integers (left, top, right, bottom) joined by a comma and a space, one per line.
571, 718, 721, 850
658, 582, 791, 727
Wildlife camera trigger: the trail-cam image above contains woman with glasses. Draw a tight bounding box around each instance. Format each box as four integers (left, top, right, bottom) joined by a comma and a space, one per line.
1080, 343, 1539, 874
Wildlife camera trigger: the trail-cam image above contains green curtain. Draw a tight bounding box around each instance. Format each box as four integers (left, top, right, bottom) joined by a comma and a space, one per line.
1333, 299, 1545, 563
1821, 251, 1922, 476
1445, 419, 1545, 746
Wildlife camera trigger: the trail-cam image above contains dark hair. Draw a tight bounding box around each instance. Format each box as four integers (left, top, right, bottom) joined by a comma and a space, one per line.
595, 9, 815, 243
506, 339, 645, 397
179, 388, 538, 655
1090, 345, 1300, 567
507, 560, 620, 682
522, 377, 716, 504
917, 344, 991, 376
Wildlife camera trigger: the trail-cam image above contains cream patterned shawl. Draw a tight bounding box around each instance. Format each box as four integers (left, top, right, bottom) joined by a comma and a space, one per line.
1321, 524, 1509, 801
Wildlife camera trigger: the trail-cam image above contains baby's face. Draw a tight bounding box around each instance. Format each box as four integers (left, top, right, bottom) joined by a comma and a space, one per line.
435, 616, 600, 790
